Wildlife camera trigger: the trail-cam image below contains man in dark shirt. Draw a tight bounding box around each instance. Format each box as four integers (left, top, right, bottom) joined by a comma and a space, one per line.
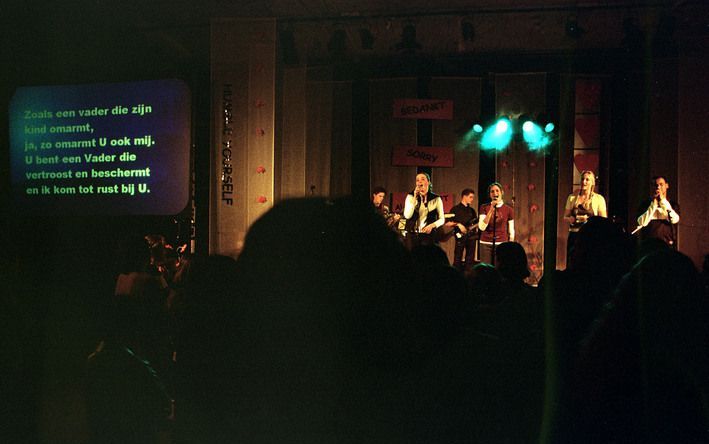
372, 186, 400, 229
448, 188, 478, 271
635, 176, 680, 248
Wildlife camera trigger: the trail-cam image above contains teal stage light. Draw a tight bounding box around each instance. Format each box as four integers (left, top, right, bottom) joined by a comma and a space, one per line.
522, 120, 552, 150
480, 117, 513, 151
465, 115, 555, 152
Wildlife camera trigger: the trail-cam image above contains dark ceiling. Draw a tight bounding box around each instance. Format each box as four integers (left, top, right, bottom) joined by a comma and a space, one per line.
1, 0, 698, 26
1, 0, 706, 86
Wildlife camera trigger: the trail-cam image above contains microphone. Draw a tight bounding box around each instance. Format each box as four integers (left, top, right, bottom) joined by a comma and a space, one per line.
417, 188, 426, 204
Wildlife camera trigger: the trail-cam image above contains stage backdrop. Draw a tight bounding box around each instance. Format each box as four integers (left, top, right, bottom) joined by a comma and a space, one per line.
280, 66, 352, 200
369, 77, 482, 263
210, 22, 558, 271
210, 19, 277, 256
494, 73, 547, 283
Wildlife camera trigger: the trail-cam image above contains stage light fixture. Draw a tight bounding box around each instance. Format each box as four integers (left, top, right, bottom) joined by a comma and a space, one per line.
465, 115, 555, 152
480, 117, 513, 151
396, 23, 422, 52
279, 29, 299, 65
565, 15, 584, 39
461, 20, 475, 42
328, 28, 347, 58
521, 119, 553, 151
359, 28, 374, 50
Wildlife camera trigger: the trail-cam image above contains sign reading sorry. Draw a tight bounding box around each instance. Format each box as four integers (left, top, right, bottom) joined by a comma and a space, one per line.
392, 146, 454, 167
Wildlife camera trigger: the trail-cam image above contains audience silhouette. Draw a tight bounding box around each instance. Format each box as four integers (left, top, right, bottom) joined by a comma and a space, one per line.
65, 198, 707, 443
563, 249, 709, 443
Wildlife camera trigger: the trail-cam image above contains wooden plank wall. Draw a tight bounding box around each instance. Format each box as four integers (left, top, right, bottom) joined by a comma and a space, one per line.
431, 78, 483, 263
494, 73, 547, 283
369, 78, 418, 203
280, 67, 307, 199
210, 18, 276, 256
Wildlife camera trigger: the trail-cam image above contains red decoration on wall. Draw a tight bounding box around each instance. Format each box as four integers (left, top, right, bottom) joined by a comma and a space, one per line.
573, 151, 599, 174
255, 128, 266, 136
576, 79, 601, 112
501, 160, 509, 168
527, 183, 536, 191
529, 161, 537, 168
530, 263, 538, 271
256, 196, 267, 203
255, 99, 266, 108
256, 166, 266, 174
574, 115, 600, 148
528, 235, 538, 244
529, 203, 539, 213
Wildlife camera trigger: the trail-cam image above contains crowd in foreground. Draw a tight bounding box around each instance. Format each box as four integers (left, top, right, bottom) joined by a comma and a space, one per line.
82, 195, 707, 444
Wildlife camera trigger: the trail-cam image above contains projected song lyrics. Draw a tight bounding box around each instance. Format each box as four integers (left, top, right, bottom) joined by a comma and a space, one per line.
10, 79, 191, 215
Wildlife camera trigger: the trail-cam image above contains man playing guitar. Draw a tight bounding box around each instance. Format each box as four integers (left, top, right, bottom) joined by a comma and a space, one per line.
444, 188, 478, 271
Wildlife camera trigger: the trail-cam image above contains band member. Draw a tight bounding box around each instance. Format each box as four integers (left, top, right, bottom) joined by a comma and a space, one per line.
403, 173, 445, 248
447, 188, 478, 271
563, 170, 607, 259
478, 182, 514, 265
635, 176, 680, 247
371, 186, 400, 228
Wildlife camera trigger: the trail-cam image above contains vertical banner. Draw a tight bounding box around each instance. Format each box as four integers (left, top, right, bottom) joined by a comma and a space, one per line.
495, 73, 547, 284
430, 77, 483, 265
573, 79, 602, 185
210, 19, 276, 256
369, 79, 418, 203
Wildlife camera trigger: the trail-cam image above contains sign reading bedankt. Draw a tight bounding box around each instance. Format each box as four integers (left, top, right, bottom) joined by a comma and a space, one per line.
393, 99, 454, 120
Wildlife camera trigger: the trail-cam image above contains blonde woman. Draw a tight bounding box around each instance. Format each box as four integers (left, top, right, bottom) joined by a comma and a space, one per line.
564, 170, 607, 258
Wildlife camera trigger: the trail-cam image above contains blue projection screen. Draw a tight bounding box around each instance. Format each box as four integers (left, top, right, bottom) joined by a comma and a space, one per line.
9, 79, 191, 215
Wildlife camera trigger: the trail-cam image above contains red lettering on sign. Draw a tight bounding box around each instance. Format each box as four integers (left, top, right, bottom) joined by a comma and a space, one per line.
392, 146, 454, 167
393, 99, 454, 120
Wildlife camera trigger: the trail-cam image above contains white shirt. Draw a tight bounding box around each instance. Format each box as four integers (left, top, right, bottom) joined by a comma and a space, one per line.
403, 193, 445, 232
637, 198, 680, 227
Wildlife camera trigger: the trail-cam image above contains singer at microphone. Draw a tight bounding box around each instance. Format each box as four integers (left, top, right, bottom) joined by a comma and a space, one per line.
636, 175, 680, 247
478, 182, 515, 265
403, 172, 445, 249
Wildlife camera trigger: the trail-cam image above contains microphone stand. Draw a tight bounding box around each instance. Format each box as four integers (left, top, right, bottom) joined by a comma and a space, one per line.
414, 192, 422, 234
665, 198, 677, 249
491, 202, 497, 266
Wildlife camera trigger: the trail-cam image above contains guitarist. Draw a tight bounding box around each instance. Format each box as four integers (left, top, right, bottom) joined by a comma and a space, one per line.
446, 188, 478, 271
